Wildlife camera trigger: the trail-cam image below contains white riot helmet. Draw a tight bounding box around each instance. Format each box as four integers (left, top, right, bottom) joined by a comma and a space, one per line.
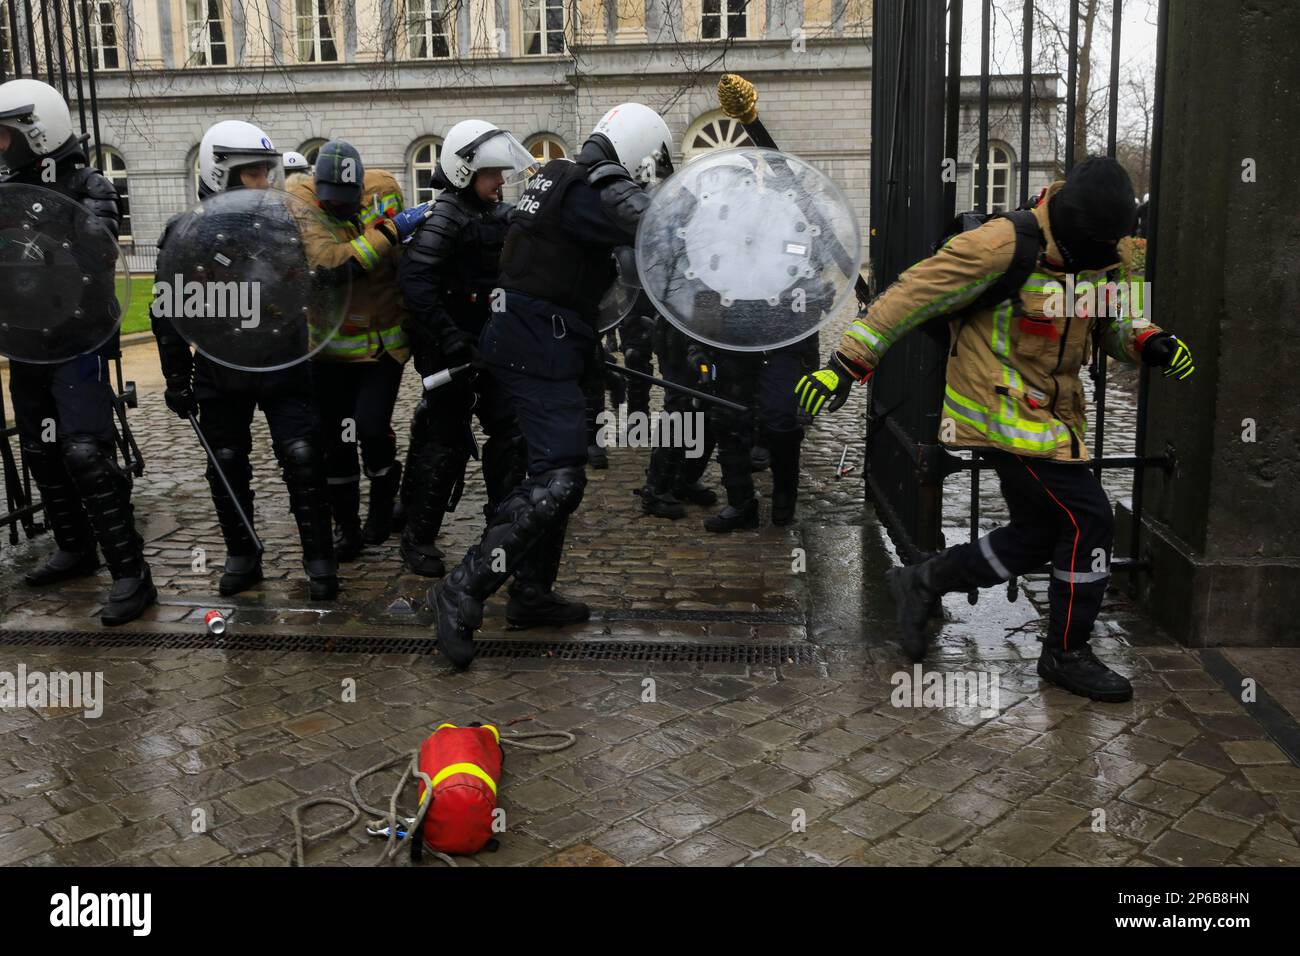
0, 79, 75, 169
283, 150, 310, 175
590, 103, 673, 183
198, 120, 281, 195
438, 120, 536, 190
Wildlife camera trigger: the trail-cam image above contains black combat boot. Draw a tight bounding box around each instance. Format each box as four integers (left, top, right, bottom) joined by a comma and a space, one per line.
506, 520, 590, 628
1037, 644, 1133, 702
205, 446, 263, 596
401, 441, 469, 578
639, 448, 687, 519
704, 495, 760, 532
279, 438, 339, 600
673, 480, 718, 507
329, 479, 364, 562
886, 547, 968, 661
61, 438, 156, 626
361, 462, 402, 545
21, 441, 100, 586
767, 428, 803, 527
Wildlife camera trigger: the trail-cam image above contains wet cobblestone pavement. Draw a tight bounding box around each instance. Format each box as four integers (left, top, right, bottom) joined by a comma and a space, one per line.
2, 334, 1298, 867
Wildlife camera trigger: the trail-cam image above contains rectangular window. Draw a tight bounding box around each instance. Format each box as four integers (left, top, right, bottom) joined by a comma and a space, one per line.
90, 1, 121, 70
295, 0, 338, 63
1, 2, 12, 77
406, 0, 449, 59
701, 0, 747, 40
185, 0, 228, 66
521, 0, 564, 56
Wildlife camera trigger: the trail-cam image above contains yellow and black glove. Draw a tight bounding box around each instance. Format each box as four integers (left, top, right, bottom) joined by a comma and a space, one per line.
1140, 331, 1195, 380
796, 354, 865, 417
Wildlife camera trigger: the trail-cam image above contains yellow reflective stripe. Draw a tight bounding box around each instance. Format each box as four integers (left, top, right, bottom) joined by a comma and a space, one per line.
943, 386, 1069, 452
434, 721, 499, 743
351, 235, 380, 269
875, 274, 1002, 350
845, 320, 884, 352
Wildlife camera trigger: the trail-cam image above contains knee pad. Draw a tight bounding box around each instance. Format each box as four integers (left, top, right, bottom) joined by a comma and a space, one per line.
60, 437, 110, 480
20, 437, 59, 480
276, 437, 322, 481
530, 467, 587, 520
208, 446, 252, 484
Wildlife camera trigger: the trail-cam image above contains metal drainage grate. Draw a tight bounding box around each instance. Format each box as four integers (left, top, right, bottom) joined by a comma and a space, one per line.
0, 629, 819, 665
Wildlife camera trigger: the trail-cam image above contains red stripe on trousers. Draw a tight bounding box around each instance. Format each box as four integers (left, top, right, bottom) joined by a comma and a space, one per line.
1017, 455, 1081, 650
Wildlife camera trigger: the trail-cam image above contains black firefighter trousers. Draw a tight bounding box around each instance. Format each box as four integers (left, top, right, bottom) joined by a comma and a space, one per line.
953, 450, 1114, 650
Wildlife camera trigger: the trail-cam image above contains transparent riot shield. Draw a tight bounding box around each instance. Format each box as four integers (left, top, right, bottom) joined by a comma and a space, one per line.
0, 182, 129, 363
152, 187, 351, 372
635, 147, 861, 352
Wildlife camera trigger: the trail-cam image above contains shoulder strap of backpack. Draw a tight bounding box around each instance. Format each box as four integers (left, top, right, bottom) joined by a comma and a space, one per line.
988, 209, 1043, 311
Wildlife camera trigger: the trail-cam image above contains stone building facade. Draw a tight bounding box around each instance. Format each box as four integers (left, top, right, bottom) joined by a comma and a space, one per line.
2, 0, 1059, 254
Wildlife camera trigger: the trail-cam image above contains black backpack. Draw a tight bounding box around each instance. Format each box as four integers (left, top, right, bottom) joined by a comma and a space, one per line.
939, 208, 1044, 315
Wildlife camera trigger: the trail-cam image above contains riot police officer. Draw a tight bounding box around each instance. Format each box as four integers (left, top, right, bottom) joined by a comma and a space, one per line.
432, 103, 675, 668
637, 300, 718, 519
704, 338, 819, 531
397, 119, 532, 578
0, 78, 155, 625
151, 120, 339, 600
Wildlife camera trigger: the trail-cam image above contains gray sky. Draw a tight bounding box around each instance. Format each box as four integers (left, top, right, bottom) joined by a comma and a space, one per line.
955, 0, 1159, 136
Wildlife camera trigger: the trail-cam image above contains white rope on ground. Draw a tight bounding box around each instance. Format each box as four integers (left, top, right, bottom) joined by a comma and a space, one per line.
290, 729, 576, 867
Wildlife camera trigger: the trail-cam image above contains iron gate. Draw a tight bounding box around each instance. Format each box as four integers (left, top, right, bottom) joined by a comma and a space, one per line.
865, 0, 1172, 597
0, 0, 143, 546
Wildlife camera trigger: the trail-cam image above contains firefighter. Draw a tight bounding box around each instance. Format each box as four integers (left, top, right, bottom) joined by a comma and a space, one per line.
797, 157, 1194, 703
289, 140, 427, 561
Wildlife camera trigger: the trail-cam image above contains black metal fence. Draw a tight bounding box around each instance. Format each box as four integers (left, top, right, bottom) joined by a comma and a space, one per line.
0, 0, 143, 546
866, 0, 1172, 598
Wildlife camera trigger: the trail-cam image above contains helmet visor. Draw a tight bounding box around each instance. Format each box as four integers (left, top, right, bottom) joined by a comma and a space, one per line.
459, 129, 538, 185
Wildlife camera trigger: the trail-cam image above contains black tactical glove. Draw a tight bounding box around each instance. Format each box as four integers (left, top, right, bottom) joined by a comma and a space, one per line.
440, 324, 484, 369
164, 385, 197, 420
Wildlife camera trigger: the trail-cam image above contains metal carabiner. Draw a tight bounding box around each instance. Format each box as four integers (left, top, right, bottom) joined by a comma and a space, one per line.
552, 314, 567, 340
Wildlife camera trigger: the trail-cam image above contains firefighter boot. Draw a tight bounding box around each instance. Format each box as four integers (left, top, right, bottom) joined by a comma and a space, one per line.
1037, 644, 1133, 703
886, 547, 967, 662
329, 478, 364, 562
362, 462, 402, 545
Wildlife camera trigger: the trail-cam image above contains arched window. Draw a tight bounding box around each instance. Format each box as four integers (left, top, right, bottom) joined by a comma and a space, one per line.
972, 143, 1014, 213
684, 111, 755, 162
409, 138, 442, 205
526, 135, 567, 164
299, 139, 329, 166
100, 148, 131, 240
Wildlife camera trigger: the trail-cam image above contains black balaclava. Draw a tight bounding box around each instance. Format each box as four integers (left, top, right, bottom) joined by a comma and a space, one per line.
1048, 156, 1138, 271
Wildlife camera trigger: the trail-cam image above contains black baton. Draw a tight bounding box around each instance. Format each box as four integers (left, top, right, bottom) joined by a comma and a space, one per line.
188, 413, 264, 555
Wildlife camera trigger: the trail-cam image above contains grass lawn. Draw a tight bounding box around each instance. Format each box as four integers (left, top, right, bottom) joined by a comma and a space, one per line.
116, 276, 155, 336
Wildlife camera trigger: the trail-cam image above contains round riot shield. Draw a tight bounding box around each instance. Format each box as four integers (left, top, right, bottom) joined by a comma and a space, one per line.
153, 188, 351, 372
596, 265, 640, 332
0, 182, 129, 363
635, 147, 861, 353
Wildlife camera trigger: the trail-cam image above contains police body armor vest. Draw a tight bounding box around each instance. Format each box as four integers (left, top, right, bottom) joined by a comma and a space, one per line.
441, 193, 512, 335
497, 158, 615, 322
